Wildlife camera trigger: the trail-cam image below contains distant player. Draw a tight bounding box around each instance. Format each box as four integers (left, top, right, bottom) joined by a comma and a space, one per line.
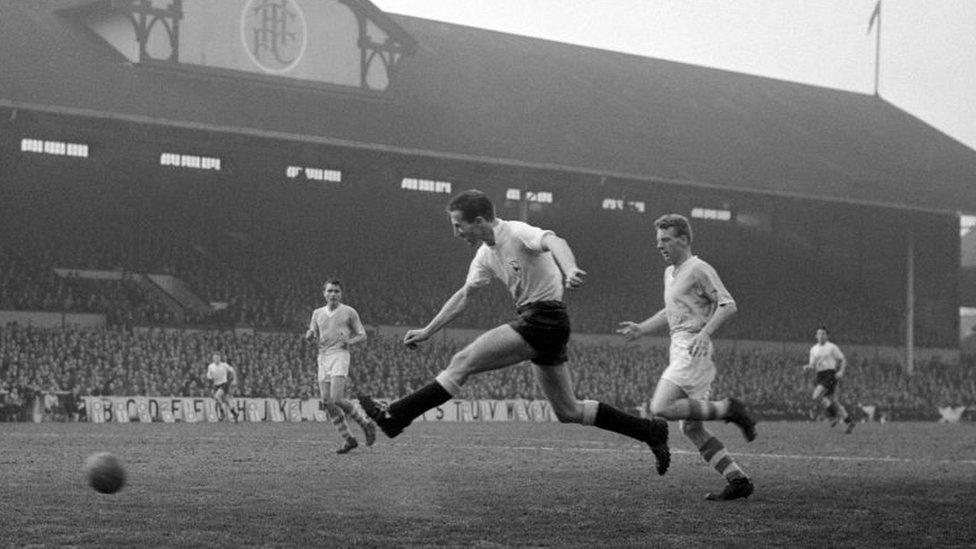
358, 189, 670, 475
618, 213, 756, 501
206, 352, 240, 422
802, 327, 855, 434
306, 279, 376, 454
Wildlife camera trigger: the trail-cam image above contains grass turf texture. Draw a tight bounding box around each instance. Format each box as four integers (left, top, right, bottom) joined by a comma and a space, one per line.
2, 421, 974, 547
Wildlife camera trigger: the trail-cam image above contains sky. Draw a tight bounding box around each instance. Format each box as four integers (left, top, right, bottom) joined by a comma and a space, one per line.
372, 0, 976, 155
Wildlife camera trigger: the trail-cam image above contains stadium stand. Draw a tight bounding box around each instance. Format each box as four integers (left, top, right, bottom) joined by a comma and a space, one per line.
2, 324, 973, 422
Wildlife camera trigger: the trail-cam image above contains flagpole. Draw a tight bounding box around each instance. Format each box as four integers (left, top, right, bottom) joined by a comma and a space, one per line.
874, 1, 881, 96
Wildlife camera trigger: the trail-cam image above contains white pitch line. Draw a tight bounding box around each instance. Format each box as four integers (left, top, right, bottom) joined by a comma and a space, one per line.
404, 442, 976, 466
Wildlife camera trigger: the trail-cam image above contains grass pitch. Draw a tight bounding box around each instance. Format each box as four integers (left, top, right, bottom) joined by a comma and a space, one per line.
2, 420, 974, 547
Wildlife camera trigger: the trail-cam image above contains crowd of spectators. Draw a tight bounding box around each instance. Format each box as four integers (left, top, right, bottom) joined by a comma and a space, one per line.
0, 182, 958, 347
2, 324, 973, 422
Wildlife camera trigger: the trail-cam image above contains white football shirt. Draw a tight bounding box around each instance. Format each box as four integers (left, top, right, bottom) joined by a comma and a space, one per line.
809, 342, 845, 372
464, 219, 563, 308
308, 304, 364, 355
206, 362, 235, 385
664, 255, 735, 335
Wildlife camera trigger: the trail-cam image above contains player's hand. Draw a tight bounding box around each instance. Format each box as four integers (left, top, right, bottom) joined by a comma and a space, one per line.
564, 267, 586, 290
304, 330, 316, 342
801, 364, 812, 371
616, 321, 643, 341
688, 332, 712, 358
403, 329, 430, 349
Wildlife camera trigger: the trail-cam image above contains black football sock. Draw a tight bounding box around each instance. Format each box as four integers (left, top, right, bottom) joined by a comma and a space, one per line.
388, 381, 453, 424
594, 402, 661, 444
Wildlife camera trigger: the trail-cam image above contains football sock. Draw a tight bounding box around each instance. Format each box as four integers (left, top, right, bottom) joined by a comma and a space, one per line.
687, 399, 730, 420
328, 411, 353, 440
387, 380, 452, 423
593, 402, 661, 443
664, 399, 730, 420
698, 436, 746, 481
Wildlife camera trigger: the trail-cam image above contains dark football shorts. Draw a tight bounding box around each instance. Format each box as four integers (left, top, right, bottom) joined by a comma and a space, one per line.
815, 369, 838, 396
213, 382, 230, 395
508, 301, 570, 366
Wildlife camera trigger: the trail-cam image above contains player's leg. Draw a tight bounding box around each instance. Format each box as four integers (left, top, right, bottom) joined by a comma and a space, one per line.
533, 363, 670, 475
813, 383, 834, 421
359, 323, 535, 438
320, 377, 357, 453
221, 387, 239, 422
650, 378, 756, 441
213, 387, 230, 421
330, 375, 377, 446
812, 383, 831, 422
829, 383, 855, 433
682, 420, 753, 501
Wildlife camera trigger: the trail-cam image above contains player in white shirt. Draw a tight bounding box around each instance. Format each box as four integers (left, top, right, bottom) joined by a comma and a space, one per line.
206, 352, 240, 422
618, 213, 756, 501
802, 327, 855, 433
306, 279, 376, 454
358, 189, 670, 476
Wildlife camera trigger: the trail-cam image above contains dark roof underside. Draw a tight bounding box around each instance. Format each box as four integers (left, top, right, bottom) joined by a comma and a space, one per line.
2, 1, 976, 213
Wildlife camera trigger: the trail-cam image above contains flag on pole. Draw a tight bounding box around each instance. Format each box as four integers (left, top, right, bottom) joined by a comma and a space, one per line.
867, 0, 881, 34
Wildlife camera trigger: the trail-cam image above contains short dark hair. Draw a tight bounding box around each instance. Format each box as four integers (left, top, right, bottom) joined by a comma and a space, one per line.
818, 326, 829, 334
654, 213, 693, 243
447, 189, 495, 222
323, 278, 342, 290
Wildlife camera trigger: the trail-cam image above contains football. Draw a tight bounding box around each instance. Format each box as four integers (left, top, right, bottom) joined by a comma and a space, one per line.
83, 452, 126, 494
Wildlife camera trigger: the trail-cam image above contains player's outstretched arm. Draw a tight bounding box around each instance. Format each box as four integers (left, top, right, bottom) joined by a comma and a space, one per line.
404, 285, 476, 347
617, 309, 668, 340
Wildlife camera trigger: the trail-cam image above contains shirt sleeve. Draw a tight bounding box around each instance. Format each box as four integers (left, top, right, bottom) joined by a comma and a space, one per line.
696, 262, 736, 306
510, 221, 553, 252
308, 311, 317, 332
464, 245, 494, 288
348, 308, 365, 335
205, 365, 213, 380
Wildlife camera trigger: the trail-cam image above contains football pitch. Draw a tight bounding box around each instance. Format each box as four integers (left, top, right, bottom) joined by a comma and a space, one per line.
2, 421, 974, 548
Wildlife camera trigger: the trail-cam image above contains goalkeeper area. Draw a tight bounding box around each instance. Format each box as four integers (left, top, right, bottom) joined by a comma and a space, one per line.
2, 421, 974, 547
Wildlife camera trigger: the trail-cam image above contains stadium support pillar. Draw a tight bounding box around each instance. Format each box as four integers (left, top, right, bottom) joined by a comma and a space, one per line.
905, 224, 915, 375
519, 188, 529, 222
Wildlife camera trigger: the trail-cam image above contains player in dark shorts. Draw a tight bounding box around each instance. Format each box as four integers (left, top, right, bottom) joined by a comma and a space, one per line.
802, 327, 855, 433
206, 352, 240, 423
358, 189, 670, 476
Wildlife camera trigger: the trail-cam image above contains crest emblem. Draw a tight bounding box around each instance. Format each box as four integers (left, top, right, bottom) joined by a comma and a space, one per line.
241, 0, 308, 74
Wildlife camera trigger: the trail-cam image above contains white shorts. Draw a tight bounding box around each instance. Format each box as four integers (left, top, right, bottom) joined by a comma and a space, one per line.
317, 352, 350, 381
660, 332, 716, 401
